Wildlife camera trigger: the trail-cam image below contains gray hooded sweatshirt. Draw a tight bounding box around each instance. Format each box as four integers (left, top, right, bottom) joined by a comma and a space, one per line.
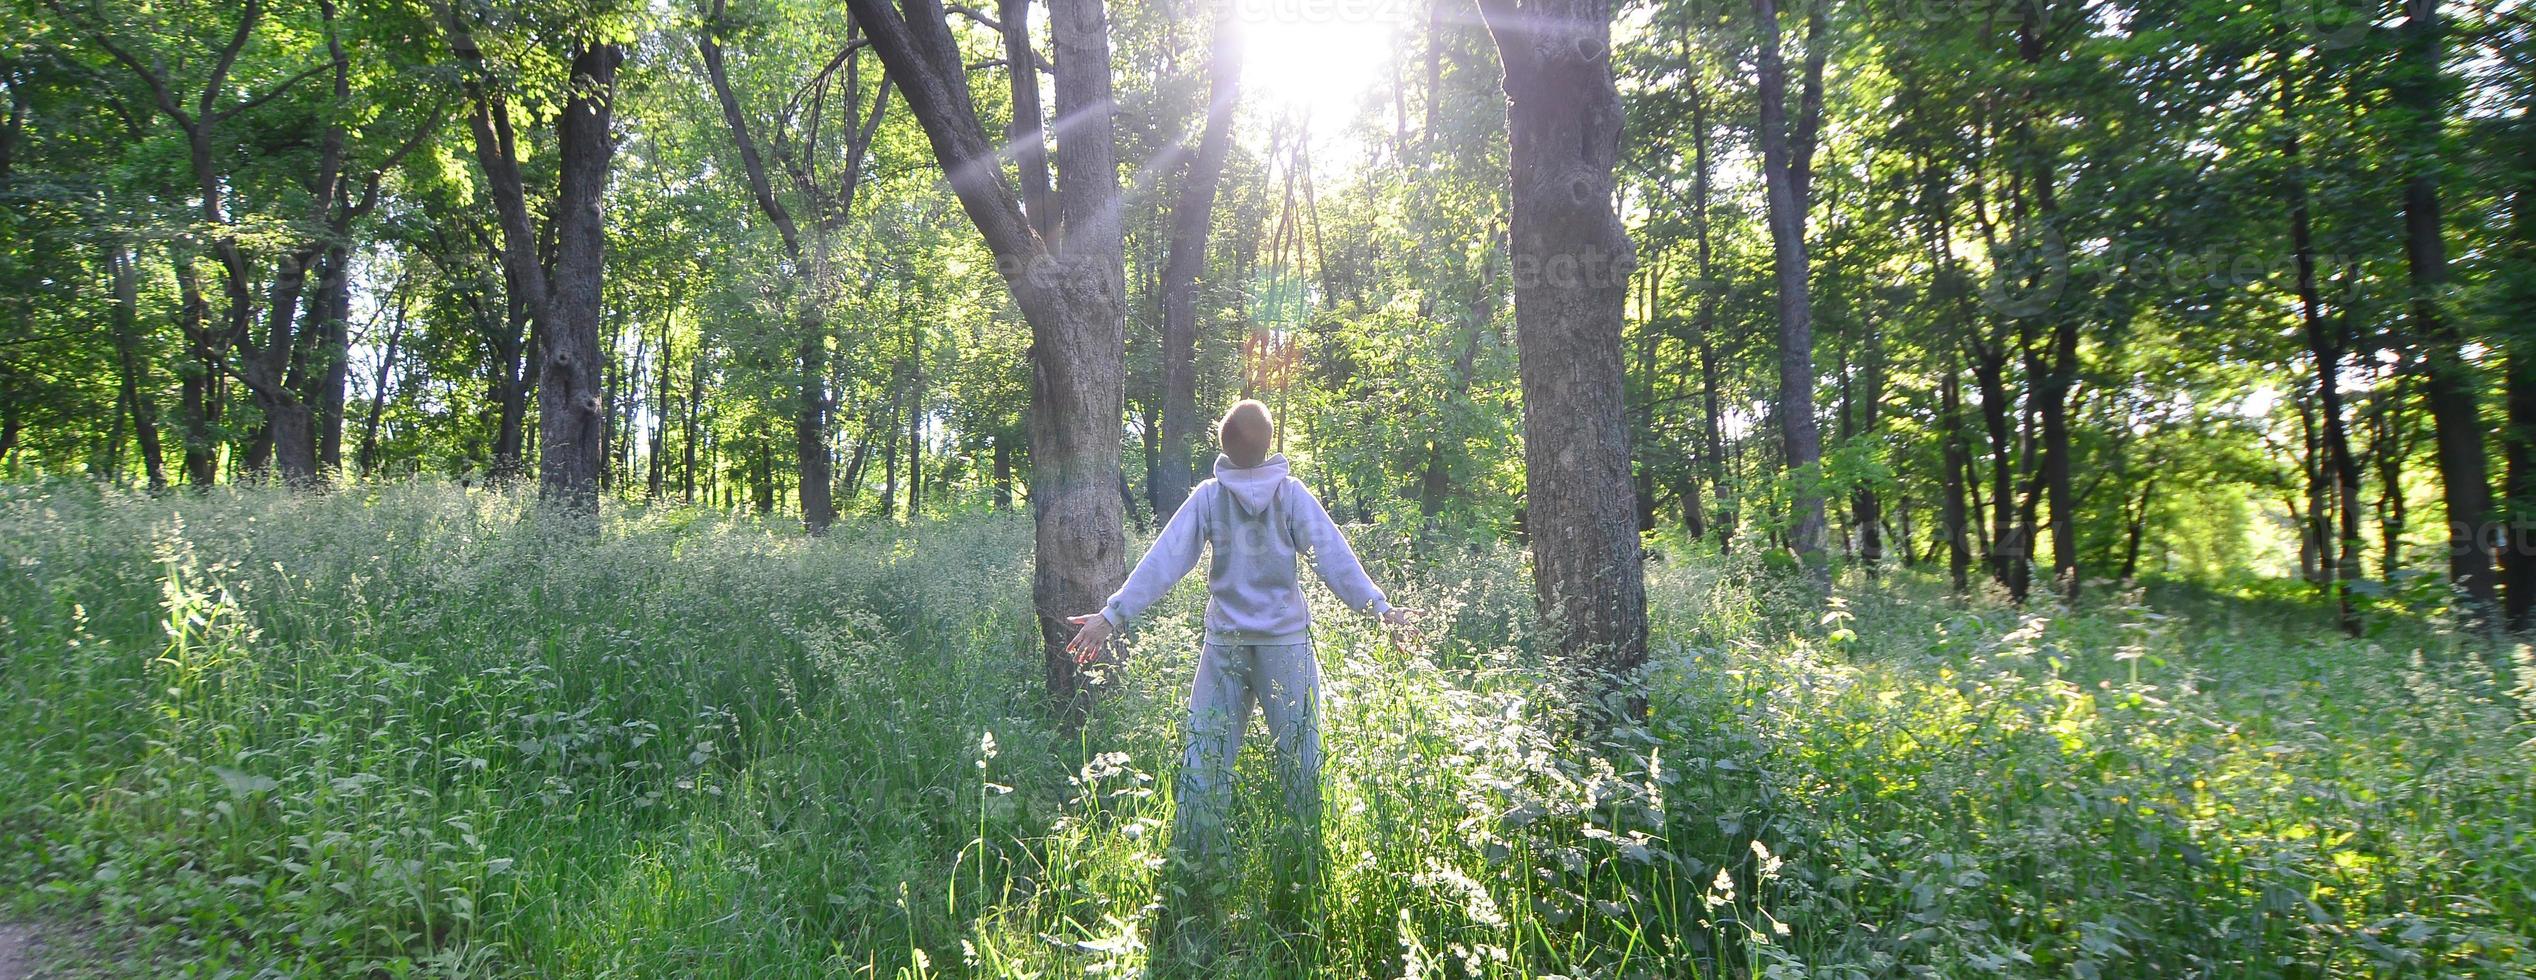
1100, 453, 1390, 645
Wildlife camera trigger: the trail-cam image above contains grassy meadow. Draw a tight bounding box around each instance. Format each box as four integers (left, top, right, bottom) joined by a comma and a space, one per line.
1, 482, 2531, 977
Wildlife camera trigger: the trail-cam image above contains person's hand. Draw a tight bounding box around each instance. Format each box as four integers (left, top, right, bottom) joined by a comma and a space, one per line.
1379, 606, 1418, 650
1065, 613, 1115, 665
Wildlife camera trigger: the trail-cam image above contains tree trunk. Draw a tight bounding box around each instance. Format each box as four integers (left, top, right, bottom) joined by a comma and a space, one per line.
2394, 0, 2493, 615
880, 389, 901, 518
796, 323, 837, 529
908, 323, 924, 520
2118, 477, 2155, 584
108, 243, 168, 491
1751, 0, 1828, 581
684, 343, 703, 502
491, 333, 530, 481
310, 244, 353, 474
2500, 113, 2536, 627
1154, 0, 1242, 516
1689, 59, 1730, 550
1478, 0, 1651, 672
1941, 354, 1971, 593
536, 42, 622, 517
2377, 370, 2408, 582
993, 434, 1014, 509
357, 288, 406, 478
174, 255, 222, 488
1850, 321, 1885, 571
1973, 341, 2020, 596
2036, 326, 2079, 603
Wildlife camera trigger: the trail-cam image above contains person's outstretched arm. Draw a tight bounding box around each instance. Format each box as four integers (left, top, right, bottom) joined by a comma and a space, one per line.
1289, 482, 1409, 626
1066, 485, 1207, 662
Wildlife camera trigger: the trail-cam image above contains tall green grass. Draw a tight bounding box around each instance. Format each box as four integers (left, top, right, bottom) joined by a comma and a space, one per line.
1, 482, 2529, 977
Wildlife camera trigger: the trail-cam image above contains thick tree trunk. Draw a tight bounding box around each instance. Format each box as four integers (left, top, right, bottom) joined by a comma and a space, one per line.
535, 43, 621, 517
796, 324, 837, 529
2500, 116, 2536, 627
1478, 0, 1651, 672
1974, 342, 2021, 596
245, 245, 325, 487
1154, 0, 1241, 516
1035, 0, 1132, 711
309, 244, 352, 473
1752, 0, 1828, 581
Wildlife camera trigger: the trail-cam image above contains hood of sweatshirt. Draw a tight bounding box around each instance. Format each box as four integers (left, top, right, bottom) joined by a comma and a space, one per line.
1213, 453, 1290, 515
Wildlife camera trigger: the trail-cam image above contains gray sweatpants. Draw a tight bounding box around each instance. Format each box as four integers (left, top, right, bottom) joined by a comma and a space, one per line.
1173, 640, 1322, 863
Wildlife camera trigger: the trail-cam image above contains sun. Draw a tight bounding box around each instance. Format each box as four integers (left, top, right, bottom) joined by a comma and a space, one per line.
1234, 8, 1407, 137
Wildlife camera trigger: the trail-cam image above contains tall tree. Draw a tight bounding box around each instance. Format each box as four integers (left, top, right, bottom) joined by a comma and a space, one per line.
442, 8, 625, 514
1477, 0, 1651, 672
698, 0, 893, 532
1751, 0, 1829, 580
843, 0, 1127, 712
1152, 0, 1242, 517
2394, 0, 2493, 615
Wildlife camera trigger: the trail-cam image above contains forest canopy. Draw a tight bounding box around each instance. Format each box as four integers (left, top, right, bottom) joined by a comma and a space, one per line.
1, 0, 2532, 618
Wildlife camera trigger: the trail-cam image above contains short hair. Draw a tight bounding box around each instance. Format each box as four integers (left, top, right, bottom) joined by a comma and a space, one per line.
1217, 400, 1273, 467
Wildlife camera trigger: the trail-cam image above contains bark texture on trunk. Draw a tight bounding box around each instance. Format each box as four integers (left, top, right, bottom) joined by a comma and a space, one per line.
1477, 0, 1651, 672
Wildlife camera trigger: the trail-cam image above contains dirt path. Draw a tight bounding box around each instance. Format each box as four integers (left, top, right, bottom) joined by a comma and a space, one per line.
0, 923, 36, 980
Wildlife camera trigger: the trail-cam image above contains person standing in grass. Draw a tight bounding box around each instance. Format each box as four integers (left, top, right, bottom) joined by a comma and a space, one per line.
1065, 399, 1411, 871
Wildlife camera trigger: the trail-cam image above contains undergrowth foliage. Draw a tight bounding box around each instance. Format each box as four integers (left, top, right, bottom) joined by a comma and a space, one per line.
2, 482, 2530, 977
